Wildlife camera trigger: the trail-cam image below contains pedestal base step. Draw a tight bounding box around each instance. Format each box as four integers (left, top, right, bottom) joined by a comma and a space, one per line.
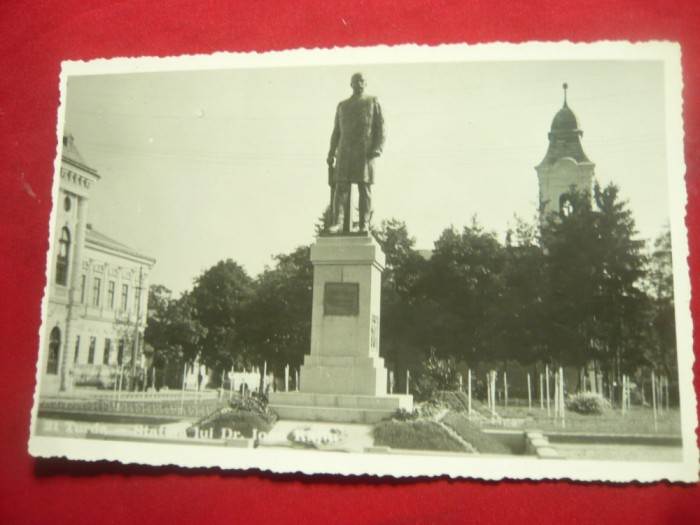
268, 392, 413, 424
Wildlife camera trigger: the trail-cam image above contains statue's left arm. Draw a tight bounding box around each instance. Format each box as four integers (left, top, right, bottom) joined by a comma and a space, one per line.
369, 98, 385, 159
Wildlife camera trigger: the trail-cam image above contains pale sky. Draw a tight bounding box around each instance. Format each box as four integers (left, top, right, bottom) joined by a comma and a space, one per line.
62, 58, 670, 295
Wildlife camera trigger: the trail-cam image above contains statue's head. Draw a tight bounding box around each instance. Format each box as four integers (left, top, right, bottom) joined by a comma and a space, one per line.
350, 73, 366, 95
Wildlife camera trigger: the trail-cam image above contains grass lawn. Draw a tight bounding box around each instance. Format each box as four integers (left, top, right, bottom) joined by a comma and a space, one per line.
487, 405, 681, 435
441, 412, 511, 454
373, 420, 466, 452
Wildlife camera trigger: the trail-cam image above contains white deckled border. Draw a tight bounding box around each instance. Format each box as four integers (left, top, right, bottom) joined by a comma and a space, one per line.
30, 41, 697, 482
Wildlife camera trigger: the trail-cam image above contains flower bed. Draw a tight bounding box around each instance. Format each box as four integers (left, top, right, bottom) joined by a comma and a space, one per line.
287, 426, 346, 449
373, 420, 466, 452
435, 391, 491, 417
187, 394, 277, 439
187, 408, 275, 439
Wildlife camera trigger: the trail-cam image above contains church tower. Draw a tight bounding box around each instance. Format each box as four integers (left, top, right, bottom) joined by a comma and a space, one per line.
536, 84, 595, 218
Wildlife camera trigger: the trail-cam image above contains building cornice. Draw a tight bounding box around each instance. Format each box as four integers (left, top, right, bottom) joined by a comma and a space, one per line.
85, 238, 156, 267
62, 156, 100, 178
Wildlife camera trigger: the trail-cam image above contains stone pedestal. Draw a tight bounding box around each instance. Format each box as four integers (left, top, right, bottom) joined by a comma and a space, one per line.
269, 234, 412, 423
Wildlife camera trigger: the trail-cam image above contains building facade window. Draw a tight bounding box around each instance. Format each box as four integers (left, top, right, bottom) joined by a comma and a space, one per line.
121, 284, 129, 310
88, 337, 96, 364
73, 335, 81, 363
117, 340, 125, 366
103, 338, 112, 365
92, 277, 101, 306
55, 227, 71, 286
108, 280, 116, 309
80, 274, 87, 303
47, 327, 61, 375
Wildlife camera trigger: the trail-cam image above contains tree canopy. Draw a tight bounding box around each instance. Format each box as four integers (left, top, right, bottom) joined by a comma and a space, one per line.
143, 182, 676, 397
189, 259, 255, 370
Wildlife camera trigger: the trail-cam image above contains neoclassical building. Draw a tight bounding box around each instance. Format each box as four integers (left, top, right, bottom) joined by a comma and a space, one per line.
41, 135, 155, 394
536, 84, 595, 218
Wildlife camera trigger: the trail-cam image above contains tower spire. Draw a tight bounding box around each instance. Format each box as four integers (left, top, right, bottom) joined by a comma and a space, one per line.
563, 82, 569, 107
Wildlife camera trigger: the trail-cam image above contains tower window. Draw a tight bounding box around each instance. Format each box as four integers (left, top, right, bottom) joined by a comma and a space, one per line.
46, 327, 61, 375
559, 193, 574, 217
55, 227, 71, 286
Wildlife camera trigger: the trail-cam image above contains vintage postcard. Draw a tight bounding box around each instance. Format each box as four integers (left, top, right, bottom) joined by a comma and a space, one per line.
29, 42, 698, 482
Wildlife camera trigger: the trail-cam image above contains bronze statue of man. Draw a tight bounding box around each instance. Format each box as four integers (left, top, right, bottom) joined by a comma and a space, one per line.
327, 73, 385, 233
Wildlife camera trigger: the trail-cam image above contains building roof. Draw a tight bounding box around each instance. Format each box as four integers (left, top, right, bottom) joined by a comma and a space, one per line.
417, 249, 433, 261
537, 85, 592, 168
62, 134, 99, 176
85, 226, 156, 264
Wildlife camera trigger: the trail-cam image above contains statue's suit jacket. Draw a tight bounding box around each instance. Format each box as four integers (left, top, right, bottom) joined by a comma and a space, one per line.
329, 94, 385, 184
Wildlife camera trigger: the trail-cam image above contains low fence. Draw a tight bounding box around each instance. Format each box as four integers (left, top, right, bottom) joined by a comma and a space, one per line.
53, 389, 220, 401
39, 390, 225, 420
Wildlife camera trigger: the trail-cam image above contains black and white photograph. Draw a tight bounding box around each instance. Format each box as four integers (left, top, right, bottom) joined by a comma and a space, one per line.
29, 42, 697, 482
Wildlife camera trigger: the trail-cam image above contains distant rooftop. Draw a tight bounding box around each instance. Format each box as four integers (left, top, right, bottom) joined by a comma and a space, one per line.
85, 225, 155, 264
62, 134, 99, 176
417, 249, 433, 261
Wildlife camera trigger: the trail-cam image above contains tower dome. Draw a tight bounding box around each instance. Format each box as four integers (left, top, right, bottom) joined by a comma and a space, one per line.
550, 104, 580, 133
538, 83, 590, 167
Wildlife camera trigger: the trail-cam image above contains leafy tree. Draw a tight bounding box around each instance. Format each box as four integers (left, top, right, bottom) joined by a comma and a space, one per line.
539, 187, 600, 367
144, 286, 206, 388
495, 216, 547, 366
190, 259, 255, 372
592, 183, 648, 375
643, 227, 677, 377
425, 218, 507, 365
144, 284, 174, 356
143, 284, 175, 390
372, 219, 430, 386
540, 183, 648, 395
246, 246, 314, 373
165, 292, 206, 365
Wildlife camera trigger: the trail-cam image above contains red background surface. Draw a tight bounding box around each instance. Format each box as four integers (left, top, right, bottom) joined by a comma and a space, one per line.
1, 1, 699, 523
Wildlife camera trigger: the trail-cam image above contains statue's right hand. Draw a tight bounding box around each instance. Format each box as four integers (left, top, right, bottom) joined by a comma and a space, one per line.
326, 155, 335, 167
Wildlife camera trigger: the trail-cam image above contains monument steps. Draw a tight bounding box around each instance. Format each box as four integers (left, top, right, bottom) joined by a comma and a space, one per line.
269, 404, 391, 424
269, 392, 412, 424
